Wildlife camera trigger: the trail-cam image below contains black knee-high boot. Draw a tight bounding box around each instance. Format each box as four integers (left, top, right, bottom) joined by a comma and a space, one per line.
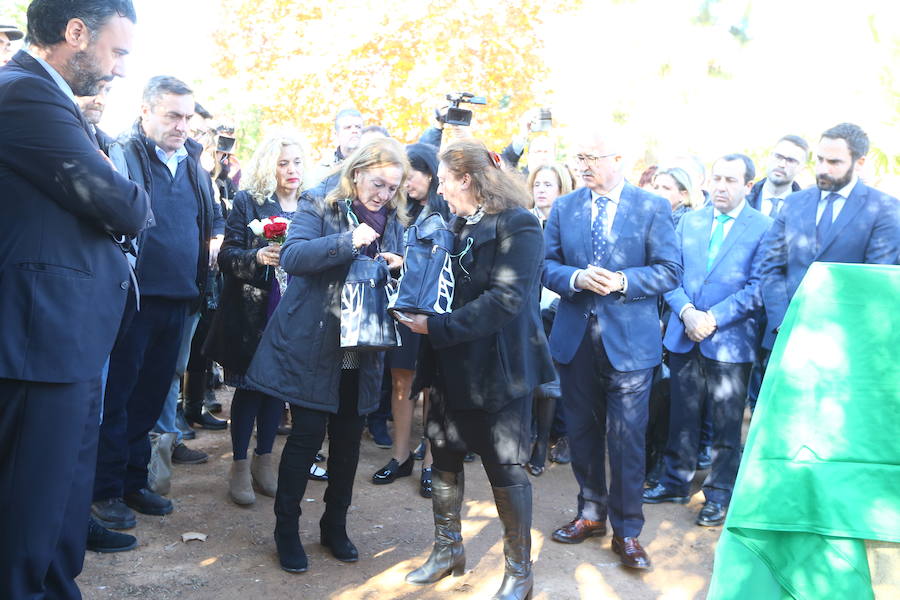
273, 431, 318, 573
490, 483, 533, 600
528, 394, 556, 476
406, 469, 466, 584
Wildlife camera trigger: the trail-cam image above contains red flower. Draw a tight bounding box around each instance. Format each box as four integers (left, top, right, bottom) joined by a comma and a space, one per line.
263, 221, 288, 240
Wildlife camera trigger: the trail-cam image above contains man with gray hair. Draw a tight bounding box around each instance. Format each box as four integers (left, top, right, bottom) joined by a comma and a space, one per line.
0, 1, 148, 596
91, 75, 224, 546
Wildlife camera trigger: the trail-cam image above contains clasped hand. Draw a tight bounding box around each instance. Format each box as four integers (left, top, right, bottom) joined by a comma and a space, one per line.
576, 265, 623, 296
683, 307, 717, 342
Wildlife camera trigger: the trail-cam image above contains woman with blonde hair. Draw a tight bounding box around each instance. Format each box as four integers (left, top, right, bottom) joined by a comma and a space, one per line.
526, 163, 574, 222
244, 137, 407, 573
205, 131, 306, 505
653, 166, 703, 225
399, 140, 554, 600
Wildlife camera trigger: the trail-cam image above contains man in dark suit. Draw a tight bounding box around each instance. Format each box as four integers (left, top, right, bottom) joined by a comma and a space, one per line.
760, 123, 900, 350
643, 154, 773, 526
0, 1, 148, 597
743, 134, 807, 410
543, 127, 682, 569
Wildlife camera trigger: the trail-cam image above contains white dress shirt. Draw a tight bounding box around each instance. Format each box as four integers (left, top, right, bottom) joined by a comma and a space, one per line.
570, 178, 627, 292
817, 176, 857, 225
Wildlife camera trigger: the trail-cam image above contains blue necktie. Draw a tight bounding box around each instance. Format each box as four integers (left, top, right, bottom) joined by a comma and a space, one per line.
707, 213, 732, 271
591, 196, 609, 265
817, 192, 840, 249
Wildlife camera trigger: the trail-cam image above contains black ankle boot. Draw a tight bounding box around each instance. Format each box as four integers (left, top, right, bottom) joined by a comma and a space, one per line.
274, 530, 308, 573
320, 511, 358, 562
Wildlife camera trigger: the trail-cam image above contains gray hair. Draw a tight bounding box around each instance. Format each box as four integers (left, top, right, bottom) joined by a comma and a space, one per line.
142, 75, 193, 108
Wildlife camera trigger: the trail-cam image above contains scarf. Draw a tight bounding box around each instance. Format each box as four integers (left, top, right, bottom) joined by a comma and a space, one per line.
351, 198, 388, 258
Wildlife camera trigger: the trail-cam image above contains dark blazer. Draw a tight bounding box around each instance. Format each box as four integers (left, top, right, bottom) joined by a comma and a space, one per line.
203, 190, 283, 373
664, 205, 773, 363
0, 51, 150, 382
745, 178, 802, 214
759, 181, 900, 347
542, 183, 682, 371
245, 192, 403, 414
110, 121, 224, 311
428, 207, 554, 412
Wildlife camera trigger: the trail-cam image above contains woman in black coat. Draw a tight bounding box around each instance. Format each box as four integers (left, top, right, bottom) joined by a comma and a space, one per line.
399, 140, 554, 600
371, 142, 449, 496
245, 138, 407, 574
204, 132, 305, 505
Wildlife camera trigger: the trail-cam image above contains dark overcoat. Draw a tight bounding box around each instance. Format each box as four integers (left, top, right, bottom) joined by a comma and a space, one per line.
203, 190, 282, 373
427, 207, 555, 412
245, 191, 403, 414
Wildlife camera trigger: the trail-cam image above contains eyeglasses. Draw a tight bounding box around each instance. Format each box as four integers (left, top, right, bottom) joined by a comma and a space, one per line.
572, 153, 616, 164
772, 152, 801, 167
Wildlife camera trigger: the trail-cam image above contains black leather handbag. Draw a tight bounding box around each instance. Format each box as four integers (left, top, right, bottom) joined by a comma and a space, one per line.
390, 212, 456, 316
340, 201, 400, 351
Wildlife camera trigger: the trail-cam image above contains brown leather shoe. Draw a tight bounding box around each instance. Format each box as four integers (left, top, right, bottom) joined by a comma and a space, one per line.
551, 517, 607, 544
611, 536, 652, 570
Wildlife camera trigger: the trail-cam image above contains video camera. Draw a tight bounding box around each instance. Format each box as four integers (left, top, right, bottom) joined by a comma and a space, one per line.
438, 92, 487, 127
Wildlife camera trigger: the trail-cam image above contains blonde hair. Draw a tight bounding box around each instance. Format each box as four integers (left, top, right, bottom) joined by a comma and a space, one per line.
438, 140, 531, 213
325, 137, 410, 225
655, 166, 704, 210
526, 163, 575, 208
243, 131, 307, 206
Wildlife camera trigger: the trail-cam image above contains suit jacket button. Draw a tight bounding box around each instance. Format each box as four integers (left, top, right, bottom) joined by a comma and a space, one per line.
583, 313, 589, 319
329, 249, 337, 256
120, 281, 129, 290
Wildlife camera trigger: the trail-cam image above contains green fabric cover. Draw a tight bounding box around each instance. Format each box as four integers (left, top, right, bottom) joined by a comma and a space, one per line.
708, 262, 900, 600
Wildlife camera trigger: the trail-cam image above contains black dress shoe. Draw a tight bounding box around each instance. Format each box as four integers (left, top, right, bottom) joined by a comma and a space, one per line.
320, 523, 358, 562
87, 517, 138, 553
526, 462, 545, 477
611, 536, 652, 570
697, 445, 713, 470
274, 532, 308, 573
184, 409, 227, 430
419, 466, 433, 498
641, 483, 691, 504
549, 436, 571, 464
124, 488, 173, 516
372, 453, 414, 484
91, 498, 136, 530
697, 501, 727, 526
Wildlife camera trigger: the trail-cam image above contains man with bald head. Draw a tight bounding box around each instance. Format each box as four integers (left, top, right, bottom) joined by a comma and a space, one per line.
542, 126, 681, 569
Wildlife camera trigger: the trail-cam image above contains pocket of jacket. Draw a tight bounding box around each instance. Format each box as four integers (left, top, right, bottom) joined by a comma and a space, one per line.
16, 262, 94, 279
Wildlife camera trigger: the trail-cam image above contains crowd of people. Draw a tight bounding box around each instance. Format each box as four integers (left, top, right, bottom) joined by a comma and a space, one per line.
2, 2, 899, 600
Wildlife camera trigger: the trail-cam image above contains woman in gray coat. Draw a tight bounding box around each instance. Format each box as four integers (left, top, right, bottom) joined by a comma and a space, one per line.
246, 138, 408, 573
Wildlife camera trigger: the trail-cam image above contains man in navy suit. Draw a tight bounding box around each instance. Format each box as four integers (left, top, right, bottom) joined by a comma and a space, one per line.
543, 127, 682, 569
760, 123, 900, 349
0, 1, 148, 597
643, 154, 773, 526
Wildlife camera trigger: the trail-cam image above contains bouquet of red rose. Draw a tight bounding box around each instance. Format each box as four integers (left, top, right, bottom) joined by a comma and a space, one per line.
248, 216, 291, 293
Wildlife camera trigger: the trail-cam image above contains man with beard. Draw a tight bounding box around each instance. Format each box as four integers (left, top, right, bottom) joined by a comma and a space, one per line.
0, 1, 148, 597
746, 135, 808, 218
76, 80, 113, 150
759, 122, 900, 350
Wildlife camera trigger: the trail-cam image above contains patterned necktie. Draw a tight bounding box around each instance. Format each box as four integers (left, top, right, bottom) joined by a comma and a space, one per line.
707, 213, 733, 271
817, 192, 840, 249
591, 195, 609, 265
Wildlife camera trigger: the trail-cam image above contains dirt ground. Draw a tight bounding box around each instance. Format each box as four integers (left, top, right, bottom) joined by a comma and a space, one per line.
79, 388, 721, 600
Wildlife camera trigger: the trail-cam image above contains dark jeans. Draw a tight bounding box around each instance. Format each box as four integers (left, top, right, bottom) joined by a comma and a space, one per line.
274, 370, 366, 534
94, 297, 188, 500
558, 319, 653, 538
230, 387, 283, 460
659, 348, 751, 505
0, 377, 101, 600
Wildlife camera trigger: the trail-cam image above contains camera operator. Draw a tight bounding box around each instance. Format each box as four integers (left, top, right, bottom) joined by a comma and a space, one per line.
500, 108, 557, 175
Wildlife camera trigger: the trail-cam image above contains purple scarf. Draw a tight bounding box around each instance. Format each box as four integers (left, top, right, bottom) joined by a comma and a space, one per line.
351, 198, 388, 258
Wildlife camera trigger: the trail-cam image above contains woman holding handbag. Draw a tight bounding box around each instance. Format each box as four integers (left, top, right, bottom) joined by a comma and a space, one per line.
204, 131, 306, 505
371, 143, 449, 497
245, 137, 407, 573
398, 140, 554, 600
